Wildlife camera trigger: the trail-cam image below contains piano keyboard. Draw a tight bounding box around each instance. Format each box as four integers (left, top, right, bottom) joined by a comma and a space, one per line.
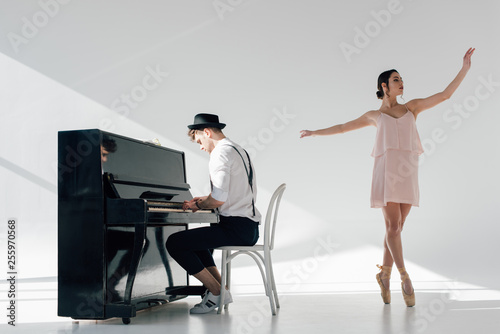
147, 201, 213, 213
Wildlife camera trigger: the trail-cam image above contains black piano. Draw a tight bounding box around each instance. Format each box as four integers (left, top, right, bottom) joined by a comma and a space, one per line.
58, 129, 218, 324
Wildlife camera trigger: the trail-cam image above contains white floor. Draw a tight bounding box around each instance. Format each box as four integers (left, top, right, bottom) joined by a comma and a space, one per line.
2, 278, 500, 334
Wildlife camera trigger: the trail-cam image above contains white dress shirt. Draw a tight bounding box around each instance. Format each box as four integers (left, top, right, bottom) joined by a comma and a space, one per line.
209, 138, 261, 222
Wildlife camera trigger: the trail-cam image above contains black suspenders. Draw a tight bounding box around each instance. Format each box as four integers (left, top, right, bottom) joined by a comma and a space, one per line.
229, 145, 256, 217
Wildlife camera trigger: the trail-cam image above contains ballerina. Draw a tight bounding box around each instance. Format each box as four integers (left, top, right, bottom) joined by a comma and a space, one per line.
300, 48, 475, 306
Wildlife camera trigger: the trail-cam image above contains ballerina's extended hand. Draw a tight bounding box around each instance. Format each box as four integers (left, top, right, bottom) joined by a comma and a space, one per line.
462, 47, 475, 72
299, 130, 312, 138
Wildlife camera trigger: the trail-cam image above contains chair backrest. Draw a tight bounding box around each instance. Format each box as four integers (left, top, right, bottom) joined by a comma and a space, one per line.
263, 183, 286, 251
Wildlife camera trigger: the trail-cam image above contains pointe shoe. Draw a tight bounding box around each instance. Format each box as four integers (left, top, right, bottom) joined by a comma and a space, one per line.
376, 264, 392, 304
398, 267, 415, 307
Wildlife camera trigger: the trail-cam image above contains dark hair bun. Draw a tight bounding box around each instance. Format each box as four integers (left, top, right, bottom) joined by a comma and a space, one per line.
376, 69, 398, 100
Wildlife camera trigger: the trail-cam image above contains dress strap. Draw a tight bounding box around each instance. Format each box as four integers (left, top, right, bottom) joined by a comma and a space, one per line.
404, 103, 410, 112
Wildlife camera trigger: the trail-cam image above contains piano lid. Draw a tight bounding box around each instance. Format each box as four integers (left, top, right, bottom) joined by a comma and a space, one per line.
100, 130, 190, 191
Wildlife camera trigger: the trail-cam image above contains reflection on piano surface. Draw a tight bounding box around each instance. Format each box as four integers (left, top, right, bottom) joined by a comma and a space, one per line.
58, 129, 218, 324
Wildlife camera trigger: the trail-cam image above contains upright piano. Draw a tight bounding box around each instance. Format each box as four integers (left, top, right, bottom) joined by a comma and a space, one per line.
58, 129, 217, 324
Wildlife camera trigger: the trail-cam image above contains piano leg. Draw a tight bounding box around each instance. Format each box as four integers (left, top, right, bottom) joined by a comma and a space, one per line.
155, 227, 174, 288
121, 223, 147, 324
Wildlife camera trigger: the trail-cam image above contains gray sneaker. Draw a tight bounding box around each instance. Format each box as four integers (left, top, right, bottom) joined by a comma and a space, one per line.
190, 292, 219, 314
189, 290, 233, 314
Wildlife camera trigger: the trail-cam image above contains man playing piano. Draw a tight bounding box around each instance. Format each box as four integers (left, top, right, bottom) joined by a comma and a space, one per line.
166, 113, 262, 314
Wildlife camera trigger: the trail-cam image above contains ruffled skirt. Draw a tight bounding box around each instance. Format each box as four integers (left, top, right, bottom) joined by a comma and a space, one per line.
371, 149, 420, 208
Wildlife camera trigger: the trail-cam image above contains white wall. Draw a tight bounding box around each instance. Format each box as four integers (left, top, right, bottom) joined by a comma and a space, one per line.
1, 0, 499, 292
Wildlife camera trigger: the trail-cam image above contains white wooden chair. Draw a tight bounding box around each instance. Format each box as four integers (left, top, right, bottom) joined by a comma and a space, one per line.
217, 183, 286, 315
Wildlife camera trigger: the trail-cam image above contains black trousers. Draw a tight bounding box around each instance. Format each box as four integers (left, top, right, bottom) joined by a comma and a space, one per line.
166, 216, 259, 275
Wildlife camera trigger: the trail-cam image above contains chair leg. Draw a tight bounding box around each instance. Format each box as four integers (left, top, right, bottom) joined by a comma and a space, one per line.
224, 250, 232, 311
267, 253, 280, 309
217, 250, 227, 314
264, 250, 277, 315
218, 250, 277, 316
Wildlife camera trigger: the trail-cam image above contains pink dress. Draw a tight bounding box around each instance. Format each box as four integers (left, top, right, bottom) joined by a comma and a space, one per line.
371, 106, 424, 208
